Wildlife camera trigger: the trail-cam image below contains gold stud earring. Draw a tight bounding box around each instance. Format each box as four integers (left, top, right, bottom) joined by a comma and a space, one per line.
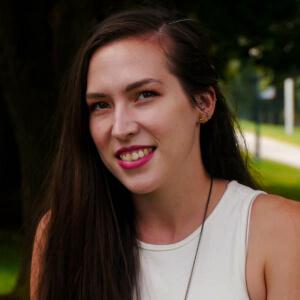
199, 113, 208, 123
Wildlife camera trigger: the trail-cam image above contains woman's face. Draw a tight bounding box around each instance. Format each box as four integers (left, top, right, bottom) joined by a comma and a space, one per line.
86, 37, 202, 195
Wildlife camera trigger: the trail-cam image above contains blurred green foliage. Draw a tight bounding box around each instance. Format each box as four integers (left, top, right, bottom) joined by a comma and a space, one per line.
0, 231, 21, 295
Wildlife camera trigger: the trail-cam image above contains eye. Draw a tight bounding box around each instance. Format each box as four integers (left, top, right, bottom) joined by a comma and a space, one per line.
137, 90, 159, 101
88, 101, 111, 112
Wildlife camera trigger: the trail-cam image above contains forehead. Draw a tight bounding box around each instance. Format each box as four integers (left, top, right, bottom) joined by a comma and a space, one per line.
87, 37, 172, 91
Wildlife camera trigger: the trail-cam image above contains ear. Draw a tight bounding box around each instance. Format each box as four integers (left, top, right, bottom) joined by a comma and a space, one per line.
194, 87, 217, 122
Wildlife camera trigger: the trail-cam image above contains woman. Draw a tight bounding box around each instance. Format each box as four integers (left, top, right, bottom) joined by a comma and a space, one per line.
30, 7, 300, 300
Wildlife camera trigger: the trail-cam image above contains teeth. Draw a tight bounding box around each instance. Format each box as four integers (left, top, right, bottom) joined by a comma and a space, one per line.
138, 150, 145, 158
124, 154, 131, 161
132, 152, 139, 160
120, 148, 154, 161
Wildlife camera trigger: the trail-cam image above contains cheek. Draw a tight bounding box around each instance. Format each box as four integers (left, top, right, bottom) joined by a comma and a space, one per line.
161, 111, 199, 157
89, 121, 114, 172
89, 120, 108, 152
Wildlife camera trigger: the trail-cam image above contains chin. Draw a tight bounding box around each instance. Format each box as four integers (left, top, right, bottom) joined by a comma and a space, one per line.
122, 177, 161, 195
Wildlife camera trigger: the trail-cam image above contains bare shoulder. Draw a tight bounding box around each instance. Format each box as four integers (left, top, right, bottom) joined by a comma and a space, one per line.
252, 193, 300, 235
251, 193, 300, 252
32, 211, 51, 255
250, 193, 300, 299
35, 211, 51, 240
30, 211, 51, 299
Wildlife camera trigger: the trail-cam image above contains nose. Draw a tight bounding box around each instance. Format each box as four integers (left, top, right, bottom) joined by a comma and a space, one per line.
111, 106, 139, 141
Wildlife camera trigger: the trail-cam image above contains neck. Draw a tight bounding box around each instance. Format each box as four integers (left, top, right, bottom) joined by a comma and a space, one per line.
133, 161, 212, 244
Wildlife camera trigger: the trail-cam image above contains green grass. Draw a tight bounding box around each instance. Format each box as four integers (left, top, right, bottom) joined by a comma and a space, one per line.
0, 231, 22, 295
250, 157, 300, 201
239, 119, 300, 147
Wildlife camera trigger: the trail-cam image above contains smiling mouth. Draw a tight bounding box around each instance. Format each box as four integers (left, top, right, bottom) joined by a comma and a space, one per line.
118, 147, 156, 162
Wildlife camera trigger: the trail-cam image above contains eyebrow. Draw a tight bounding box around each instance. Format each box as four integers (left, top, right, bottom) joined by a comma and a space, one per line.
125, 78, 162, 92
86, 78, 162, 100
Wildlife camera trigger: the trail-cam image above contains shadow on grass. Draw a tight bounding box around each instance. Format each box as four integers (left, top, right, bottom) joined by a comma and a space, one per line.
250, 157, 300, 201
262, 184, 300, 201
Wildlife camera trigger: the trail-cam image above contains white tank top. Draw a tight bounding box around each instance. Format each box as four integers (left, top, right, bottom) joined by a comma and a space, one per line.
137, 181, 264, 300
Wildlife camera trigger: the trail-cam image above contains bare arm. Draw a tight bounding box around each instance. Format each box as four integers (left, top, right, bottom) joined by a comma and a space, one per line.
264, 196, 300, 299
248, 194, 300, 299
30, 212, 51, 300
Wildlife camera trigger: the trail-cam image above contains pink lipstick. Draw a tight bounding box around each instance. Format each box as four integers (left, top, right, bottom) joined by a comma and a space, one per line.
115, 146, 156, 170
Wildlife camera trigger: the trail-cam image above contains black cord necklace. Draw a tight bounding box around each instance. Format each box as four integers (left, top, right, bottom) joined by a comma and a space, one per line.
184, 176, 213, 300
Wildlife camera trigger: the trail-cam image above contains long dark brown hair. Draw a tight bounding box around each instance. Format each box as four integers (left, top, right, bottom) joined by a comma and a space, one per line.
35, 7, 257, 300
